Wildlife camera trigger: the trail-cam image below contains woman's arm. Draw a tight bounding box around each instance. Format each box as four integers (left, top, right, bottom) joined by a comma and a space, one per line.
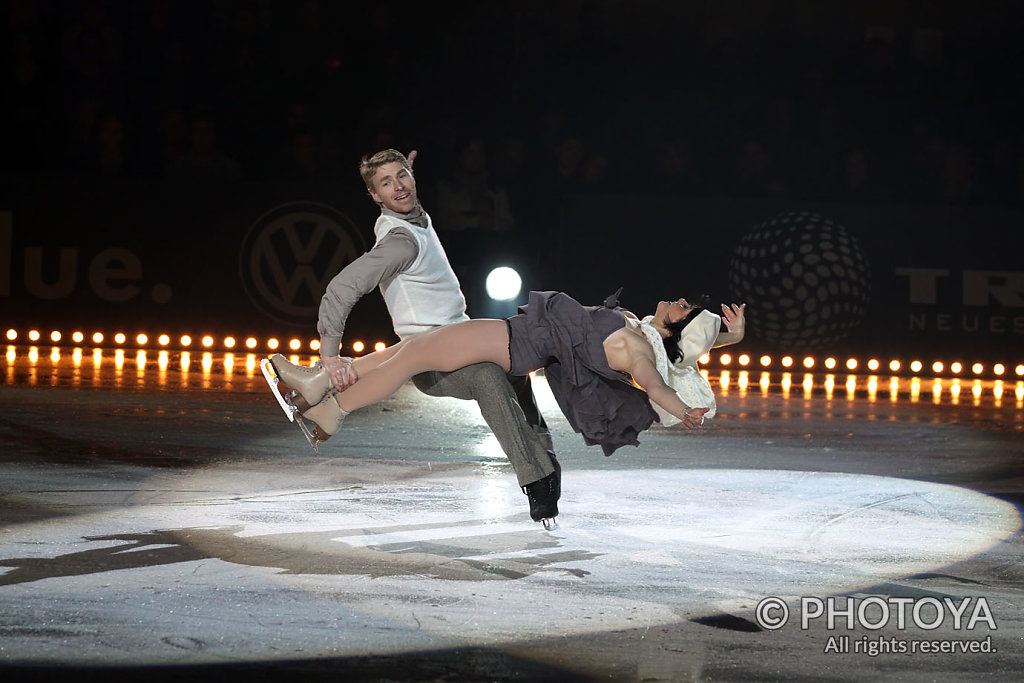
628, 356, 708, 428
713, 303, 746, 349
605, 330, 708, 428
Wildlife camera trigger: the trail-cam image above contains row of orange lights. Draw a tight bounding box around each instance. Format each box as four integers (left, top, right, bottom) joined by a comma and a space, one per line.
716, 369, 1024, 405
8, 347, 1023, 407
7, 347, 1021, 412
711, 352, 1024, 378
4, 328, 388, 354
4, 328, 1021, 378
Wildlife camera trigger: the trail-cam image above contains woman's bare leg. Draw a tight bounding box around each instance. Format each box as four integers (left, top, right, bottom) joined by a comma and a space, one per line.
350, 339, 405, 375
335, 319, 511, 413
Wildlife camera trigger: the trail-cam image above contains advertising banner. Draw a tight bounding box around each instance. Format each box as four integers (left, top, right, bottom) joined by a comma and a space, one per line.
3, 176, 1021, 359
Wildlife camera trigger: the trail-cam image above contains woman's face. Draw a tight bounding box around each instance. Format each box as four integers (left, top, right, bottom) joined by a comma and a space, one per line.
656, 298, 695, 324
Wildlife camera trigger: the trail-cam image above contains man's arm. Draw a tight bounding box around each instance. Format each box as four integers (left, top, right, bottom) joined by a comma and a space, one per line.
317, 228, 418, 389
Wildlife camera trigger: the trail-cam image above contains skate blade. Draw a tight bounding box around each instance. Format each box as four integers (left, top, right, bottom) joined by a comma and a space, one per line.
261, 358, 298, 423
296, 416, 321, 453
540, 517, 559, 531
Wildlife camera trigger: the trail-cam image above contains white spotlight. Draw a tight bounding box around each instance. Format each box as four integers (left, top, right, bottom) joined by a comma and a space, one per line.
485, 267, 522, 301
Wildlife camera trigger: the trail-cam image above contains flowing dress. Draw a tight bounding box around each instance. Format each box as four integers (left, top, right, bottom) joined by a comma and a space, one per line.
506, 290, 658, 456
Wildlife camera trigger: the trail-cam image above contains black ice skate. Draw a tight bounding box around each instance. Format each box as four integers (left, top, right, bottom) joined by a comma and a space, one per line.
261, 358, 346, 452
523, 454, 560, 530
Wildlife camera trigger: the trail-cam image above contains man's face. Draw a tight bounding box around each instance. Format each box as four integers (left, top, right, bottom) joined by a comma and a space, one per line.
369, 161, 417, 213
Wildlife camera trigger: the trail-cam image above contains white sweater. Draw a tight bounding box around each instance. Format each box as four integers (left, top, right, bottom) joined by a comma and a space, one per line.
374, 213, 469, 339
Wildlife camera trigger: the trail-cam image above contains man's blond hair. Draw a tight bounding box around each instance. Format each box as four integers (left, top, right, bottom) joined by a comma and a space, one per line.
359, 149, 412, 191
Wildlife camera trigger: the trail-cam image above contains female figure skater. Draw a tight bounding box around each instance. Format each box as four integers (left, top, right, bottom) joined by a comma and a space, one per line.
267, 289, 746, 457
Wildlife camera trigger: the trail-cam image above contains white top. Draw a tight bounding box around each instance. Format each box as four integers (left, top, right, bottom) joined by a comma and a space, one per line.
638, 315, 719, 425
373, 213, 469, 339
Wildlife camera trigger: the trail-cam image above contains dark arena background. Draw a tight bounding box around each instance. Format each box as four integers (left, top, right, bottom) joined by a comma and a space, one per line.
2, 2, 1024, 682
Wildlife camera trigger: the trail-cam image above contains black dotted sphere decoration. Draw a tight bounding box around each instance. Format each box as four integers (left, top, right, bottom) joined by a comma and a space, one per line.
728, 211, 871, 350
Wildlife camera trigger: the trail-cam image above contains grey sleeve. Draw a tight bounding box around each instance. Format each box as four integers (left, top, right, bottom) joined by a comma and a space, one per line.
317, 228, 418, 356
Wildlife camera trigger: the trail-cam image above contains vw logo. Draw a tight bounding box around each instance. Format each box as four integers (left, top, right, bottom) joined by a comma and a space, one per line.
239, 201, 365, 326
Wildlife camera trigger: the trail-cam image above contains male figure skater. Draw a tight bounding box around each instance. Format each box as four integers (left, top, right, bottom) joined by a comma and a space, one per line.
315, 149, 560, 524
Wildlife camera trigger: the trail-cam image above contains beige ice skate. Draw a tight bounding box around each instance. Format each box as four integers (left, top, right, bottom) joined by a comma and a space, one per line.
261, 357, 348, 452
268, 353, 333, 412
299, 396, 349, 451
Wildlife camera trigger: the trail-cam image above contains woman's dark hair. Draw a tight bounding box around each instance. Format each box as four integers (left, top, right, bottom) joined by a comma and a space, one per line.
663, 294, 711, 363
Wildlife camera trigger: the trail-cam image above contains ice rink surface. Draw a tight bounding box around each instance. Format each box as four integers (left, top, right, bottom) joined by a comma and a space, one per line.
2, 348, 1023, 681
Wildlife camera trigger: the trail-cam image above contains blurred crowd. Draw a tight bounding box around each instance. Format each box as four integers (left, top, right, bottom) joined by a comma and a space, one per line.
5, 0, 1024, 213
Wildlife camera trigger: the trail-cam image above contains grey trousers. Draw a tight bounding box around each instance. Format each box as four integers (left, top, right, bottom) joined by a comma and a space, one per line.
412, 363, 556, 487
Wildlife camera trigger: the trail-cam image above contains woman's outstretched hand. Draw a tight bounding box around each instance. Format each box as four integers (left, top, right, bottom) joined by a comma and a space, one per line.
680, 406, 710, 429
721, 303, 746, 334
